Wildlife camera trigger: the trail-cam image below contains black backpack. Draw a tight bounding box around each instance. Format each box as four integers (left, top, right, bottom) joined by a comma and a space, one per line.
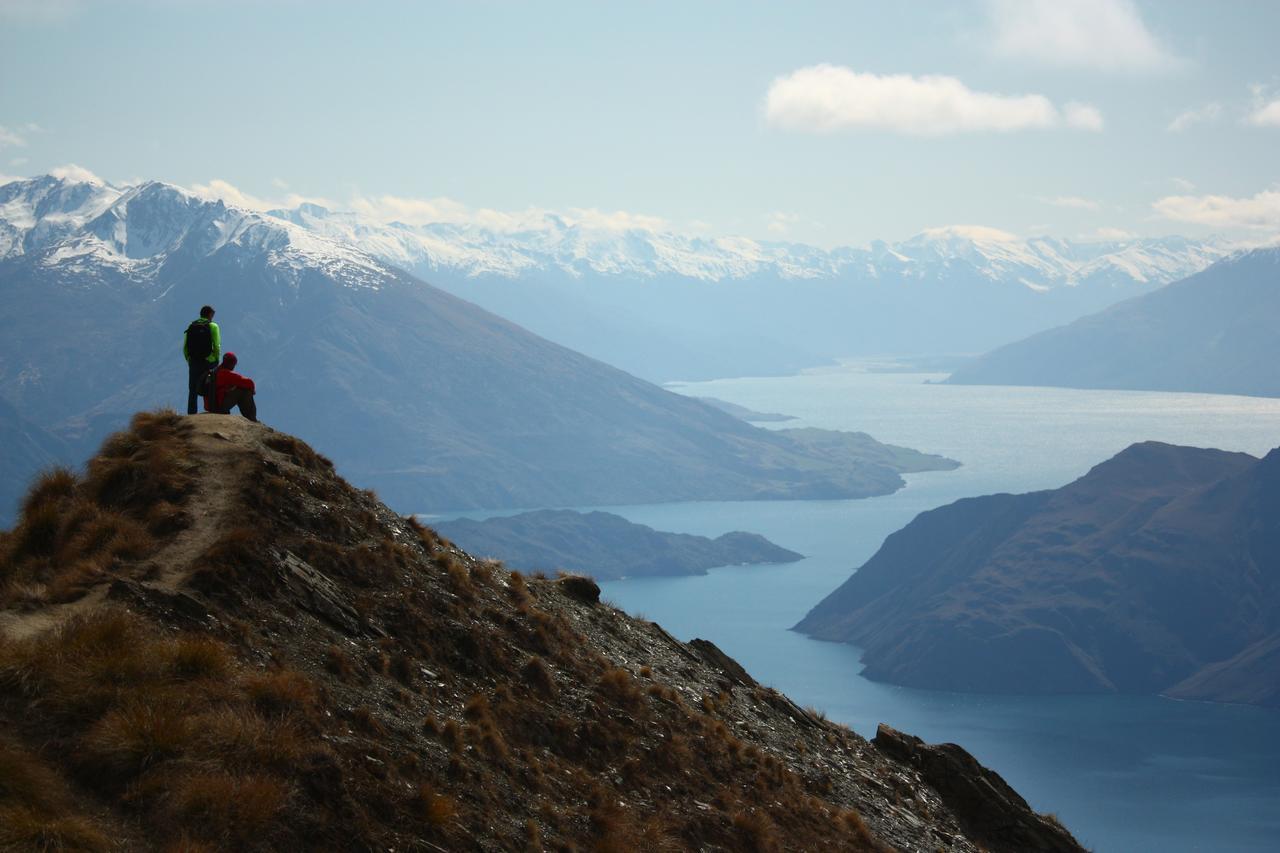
186, 320, 213, 361
198, 367, 219, 405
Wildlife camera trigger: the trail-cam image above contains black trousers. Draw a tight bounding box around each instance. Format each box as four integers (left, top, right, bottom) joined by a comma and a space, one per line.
220, 386, 258, 422
187, 359, 213, 414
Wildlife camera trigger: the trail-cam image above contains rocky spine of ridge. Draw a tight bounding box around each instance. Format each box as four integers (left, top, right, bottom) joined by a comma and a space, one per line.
0, 411, 1082, 852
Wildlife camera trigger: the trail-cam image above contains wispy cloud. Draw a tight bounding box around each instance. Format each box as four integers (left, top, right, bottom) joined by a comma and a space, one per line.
985, 0, 1180, 72
1089, 227, 1136, 240
1042, 196, 1101, 210
1171, 177, 1196, 191
763, 65, 1103, 135
1153, 188, 1280, 231
1247, 86, 1280, 127
1168, 103, 1222, 132
188, 178, 338, 213
766, 212, 800, 235
48, 163, 102, 183
0, 124, 30, 149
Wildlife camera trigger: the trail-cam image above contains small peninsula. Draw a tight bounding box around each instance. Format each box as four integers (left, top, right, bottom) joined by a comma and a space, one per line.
436, 509, 803, 580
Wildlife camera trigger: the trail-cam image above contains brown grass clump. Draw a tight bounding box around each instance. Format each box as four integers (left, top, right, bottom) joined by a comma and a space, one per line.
0, 737, 114, 851
0, 609, 327, 850
0, 411, 199, 607
414, 783, 457, 826
264, 433, 334, 473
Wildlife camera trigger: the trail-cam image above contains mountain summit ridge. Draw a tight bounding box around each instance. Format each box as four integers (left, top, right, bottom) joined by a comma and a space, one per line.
0, 410, 1084, 852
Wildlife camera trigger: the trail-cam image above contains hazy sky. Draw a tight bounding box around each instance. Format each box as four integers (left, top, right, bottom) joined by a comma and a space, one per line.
2, 0, 1278, 247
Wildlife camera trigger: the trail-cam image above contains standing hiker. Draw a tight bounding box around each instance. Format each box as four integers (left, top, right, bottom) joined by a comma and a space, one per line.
183, 305, 221, 414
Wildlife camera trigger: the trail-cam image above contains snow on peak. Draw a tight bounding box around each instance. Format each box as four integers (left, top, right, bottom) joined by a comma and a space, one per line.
0, 174, 393, 290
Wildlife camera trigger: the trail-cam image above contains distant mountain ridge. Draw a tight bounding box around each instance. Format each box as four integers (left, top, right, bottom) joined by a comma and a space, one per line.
264, 201, 1235, 381
0, 173, 957, 522
267, 203, 1227, 288
795, 441, 1280, 707
947, 247, 1280, 398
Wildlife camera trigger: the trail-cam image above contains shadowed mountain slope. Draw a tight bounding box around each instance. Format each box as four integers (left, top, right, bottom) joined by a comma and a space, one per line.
948, 248, 1280, 397
0, 412, 1081, 852
0, 174, 956, 523
796, 441, 1280, 706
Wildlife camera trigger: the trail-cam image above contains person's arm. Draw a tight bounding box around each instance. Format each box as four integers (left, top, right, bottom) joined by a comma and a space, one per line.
182, 327, 189, 361
209, 322, 221, 363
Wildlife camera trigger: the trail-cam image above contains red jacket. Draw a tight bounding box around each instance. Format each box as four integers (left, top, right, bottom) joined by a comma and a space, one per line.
203, 368, 255, 412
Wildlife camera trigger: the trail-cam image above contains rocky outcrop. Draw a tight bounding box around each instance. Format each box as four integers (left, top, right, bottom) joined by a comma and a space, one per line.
874, 725, 1080, 853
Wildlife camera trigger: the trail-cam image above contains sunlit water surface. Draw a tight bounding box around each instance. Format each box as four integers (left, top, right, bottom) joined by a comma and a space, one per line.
428, 368, 1280, 852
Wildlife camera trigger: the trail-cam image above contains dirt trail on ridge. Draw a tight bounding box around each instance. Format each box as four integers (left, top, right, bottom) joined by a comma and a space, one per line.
0, 415, 261, 642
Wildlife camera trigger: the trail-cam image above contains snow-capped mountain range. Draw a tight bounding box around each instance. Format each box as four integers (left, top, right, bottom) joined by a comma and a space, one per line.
0, 171, 1253, 382
0, 174, 390, 289
267, 201, 1231, 290
1, 172, 1233, 291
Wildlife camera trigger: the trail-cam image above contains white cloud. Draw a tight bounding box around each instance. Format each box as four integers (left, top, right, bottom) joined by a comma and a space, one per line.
1171, 177, 1196, 191
767, 212, 800, 235
1247, 98, 1280, 127
1153, 188, 1280, 231
9, 156, 29, 166
48, 163, 102, 183
0, 125, 28, 148
188, 178, 338, 213
1090, 227, 1136, 240
1064, 102, 1105, 131
919, 224, 1019, 242
986, 0, 1179, 72
1168, 103, 1222, 132
763, 65, 1102, 135
1043, 196, 1101, 210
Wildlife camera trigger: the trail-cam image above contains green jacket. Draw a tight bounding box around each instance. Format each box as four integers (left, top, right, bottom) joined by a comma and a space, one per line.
183, 319, 221, 364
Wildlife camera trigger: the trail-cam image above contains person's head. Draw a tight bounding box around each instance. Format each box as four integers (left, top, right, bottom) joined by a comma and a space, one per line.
200, 305, 215, 320
221, 352, 238, 369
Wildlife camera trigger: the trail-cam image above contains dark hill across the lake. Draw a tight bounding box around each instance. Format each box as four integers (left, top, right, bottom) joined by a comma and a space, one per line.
435, 509, 803, 580
795, 441, 1280, 707
947, 247, 1280, 397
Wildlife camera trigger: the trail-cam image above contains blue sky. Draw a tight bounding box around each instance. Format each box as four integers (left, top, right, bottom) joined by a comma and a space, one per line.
1, 0, 1278, 247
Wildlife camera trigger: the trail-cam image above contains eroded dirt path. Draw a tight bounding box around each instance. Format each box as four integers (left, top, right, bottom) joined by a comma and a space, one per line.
0, 415, 263, 642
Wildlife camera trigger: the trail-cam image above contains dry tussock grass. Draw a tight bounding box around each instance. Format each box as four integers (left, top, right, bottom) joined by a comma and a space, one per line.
0, 609, 324, 850
0, 410, 196, 607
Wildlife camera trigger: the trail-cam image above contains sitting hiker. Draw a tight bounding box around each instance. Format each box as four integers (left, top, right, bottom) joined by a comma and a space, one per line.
206, 351, 258, 421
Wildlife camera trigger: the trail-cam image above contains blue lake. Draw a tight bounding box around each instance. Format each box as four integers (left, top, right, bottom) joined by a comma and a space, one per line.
428, 367, 1280, 852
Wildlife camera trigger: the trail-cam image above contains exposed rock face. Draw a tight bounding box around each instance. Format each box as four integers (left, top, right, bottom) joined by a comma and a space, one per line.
873, 725, 1081, 853
796, 441, 1280, 706
0, 412, 1082, 852
436, 508, 803, 580
948, 247, 1280, 398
